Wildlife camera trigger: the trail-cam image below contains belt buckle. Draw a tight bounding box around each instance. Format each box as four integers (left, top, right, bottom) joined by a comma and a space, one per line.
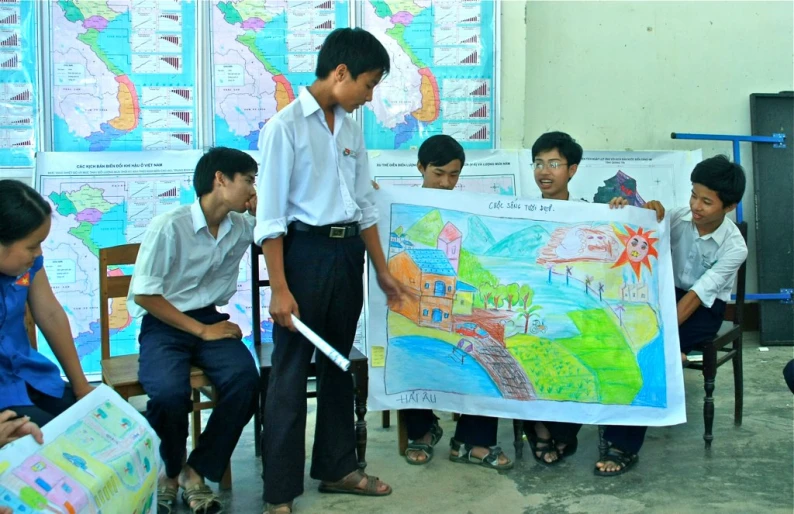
329, 226, 346, 238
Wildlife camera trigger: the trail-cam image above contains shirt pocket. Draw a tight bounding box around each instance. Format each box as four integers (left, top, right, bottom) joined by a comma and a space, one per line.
335, 141, 357, 188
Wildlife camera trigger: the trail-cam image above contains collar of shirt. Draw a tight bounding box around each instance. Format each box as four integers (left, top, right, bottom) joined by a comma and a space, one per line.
679, 209, 732, 246
297, 88, 346, 137
190, 200, 233, 242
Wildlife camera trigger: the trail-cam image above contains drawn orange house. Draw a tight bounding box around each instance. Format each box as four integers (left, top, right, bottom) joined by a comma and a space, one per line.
388, 248, 457, 331
437, 222, 462, 272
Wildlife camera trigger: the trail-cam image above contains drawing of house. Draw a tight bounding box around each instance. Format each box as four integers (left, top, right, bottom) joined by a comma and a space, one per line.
437, 222, 462, 272
621, 282, 649, 303
388, 249, 457, 331
453, 281, 477, 315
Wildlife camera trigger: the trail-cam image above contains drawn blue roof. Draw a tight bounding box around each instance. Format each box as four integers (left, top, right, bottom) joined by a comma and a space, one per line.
456, 281, 477, 292
405, 249, 456, 276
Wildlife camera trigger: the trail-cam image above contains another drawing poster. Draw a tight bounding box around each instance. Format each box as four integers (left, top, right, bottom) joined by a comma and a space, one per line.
367, 187, 686, 426
0, 385, 160, 513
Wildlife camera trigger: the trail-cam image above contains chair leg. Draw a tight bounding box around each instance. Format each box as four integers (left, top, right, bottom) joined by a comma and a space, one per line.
733, 335, 743, 426
353, 362, 368, 470
219, 462, 232, 490
191, 390, 201, 450
397, 410, 408, 456
382, 410, 390, 429
512, 419, 524, 459
598, 425, 609, 459
703, 346, 718, 449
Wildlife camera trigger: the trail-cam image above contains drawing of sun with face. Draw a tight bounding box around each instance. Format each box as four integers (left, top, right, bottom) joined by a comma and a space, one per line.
611, 225, 658, 278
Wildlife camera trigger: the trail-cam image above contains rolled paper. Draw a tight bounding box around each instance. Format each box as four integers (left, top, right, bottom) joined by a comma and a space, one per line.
291, 314, 351, 372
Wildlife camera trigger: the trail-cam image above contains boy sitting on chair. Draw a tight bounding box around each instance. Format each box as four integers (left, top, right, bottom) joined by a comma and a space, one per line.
129, 147, 260, 513
598, 154, 748, 476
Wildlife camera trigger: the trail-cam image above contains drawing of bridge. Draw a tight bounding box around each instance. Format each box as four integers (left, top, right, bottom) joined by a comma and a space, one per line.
457, 335, 536, 401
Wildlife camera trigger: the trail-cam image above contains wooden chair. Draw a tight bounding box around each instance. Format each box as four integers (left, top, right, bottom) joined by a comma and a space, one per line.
98, 244, 232, 489
250, 243, 369, 468
687, 221, 748, 448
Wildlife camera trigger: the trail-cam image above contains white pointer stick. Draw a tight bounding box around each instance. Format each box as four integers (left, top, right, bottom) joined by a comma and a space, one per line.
291, 314, 351, 372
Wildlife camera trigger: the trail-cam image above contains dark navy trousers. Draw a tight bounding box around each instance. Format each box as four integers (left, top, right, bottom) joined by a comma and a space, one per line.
138, 306, 258, 482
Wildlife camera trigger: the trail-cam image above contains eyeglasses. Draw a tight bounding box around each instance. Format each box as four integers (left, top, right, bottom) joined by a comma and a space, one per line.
533, 161, 569, 171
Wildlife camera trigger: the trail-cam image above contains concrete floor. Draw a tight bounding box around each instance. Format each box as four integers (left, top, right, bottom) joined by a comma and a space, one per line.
196, 332, 793, 514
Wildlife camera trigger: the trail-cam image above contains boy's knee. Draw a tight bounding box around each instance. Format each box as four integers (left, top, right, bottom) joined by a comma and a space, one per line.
147, 388, 192, 414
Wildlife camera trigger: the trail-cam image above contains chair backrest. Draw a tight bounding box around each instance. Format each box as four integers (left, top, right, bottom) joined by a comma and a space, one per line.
732, 221, 748, 326
24, 302, 37, 350
250, 243, 270, 346
99, 243, 140, 360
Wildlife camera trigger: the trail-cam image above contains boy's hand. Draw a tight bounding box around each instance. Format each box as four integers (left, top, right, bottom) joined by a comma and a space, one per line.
608, 197, 629, 208
0, 410, 44, 447
377, 271, 408, 310
644, 200, 665, 222
201, 316, 243, 341
246, 193, 258, 216
269, 288, 300, 332
371, 180, 380, 190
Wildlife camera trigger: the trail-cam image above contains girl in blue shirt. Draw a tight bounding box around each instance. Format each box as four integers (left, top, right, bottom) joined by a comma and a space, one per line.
0, 180, 93, 426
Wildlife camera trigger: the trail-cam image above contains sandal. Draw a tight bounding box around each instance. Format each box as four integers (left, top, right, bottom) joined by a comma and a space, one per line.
405, 421, 444, 465
181, 483, 224, 513
449, 438, 513, 470
557, 439, 579, 459
528, 436, 562, 466
318, 470, 392, 497
157, 484, 178, 514
594, 447, 639, 477
264, 502, 293, 514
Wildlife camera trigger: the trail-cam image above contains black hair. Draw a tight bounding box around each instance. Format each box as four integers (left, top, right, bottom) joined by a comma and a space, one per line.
690, 155, 746, 207
194, 147, 258, 197
417, 135, 466, 169
531, 131, 583, 166
315, 28, 390, 80
0, 180, 52, 246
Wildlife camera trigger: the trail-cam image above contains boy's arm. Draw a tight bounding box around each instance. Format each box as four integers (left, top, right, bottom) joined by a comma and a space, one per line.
353, 137, 378, 231
688, 239, 748, 309
254, 118, 299, 331
361, 225, 406, 309
676, 289, 703, 326
27, 268, 92, 399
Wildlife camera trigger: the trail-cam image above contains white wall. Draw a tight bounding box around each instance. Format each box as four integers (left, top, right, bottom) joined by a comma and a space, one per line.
499, 0, 794, 295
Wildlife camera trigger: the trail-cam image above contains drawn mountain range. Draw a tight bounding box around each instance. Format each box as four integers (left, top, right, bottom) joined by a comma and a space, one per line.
486, 225, 550, 258
463, 216, 496, 254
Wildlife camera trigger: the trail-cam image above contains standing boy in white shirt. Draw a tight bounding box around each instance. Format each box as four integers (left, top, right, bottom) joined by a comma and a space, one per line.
597, 154, 748, 476
255, 27, 404, 514
130, 147, 260, 514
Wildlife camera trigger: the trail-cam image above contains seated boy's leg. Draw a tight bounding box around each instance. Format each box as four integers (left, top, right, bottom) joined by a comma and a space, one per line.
190, 332, 258, 483
676, 288, 726, 355
596, 425, 646, 475
545, 421, 582, 455
402, 409, 440, 464
450, 415, 510, 468
138, 316, 194, 480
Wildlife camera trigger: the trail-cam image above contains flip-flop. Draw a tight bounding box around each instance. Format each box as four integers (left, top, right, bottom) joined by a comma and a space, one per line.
319, 470, 392, 497
594, 448, 639, 477
157, 484, 178, 514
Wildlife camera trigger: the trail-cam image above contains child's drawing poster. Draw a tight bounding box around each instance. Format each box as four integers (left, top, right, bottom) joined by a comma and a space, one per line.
565, 150, 703, 209
368, 187, 686, 426
370, 150, 525, 196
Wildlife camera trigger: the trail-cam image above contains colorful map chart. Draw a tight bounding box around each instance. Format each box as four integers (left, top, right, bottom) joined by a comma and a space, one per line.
361, 0, 497, 150
0, 385, 159, 514
211, 0, 350, 150
50, 0, 198, 151
0, 0, 38, 167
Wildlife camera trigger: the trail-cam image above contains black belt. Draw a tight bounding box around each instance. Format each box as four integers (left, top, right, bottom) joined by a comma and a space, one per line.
290, 221, 361, 239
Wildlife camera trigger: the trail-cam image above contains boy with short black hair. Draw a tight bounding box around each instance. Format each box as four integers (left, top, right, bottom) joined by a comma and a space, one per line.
130, 147, 260, 514
597, 155, 748, 476
256, 28, 402, 514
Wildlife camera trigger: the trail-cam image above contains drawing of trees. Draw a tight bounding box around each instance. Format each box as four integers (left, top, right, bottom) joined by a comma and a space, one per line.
506, 283, 520, 311
517, 284, 541, 333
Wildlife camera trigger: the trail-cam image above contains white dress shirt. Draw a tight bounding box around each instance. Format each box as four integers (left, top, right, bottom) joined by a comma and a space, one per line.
254, 88, 378, 244
669, 206, 747, 308
128, 201, 255, 318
